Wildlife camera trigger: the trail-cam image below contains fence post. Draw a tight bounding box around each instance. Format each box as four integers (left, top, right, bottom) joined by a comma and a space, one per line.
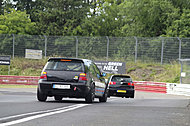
180, 60, 183, 84
75, 36, 78, 58
161, 37, 164, 65
177, 37, 181, 61
134, 37, 138, 63
44, 35, 47, 58
12, 34, 15, 59
106, 36, 109, 61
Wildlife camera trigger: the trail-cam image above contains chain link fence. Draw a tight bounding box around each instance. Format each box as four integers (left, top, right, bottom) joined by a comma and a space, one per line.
0, 34, 190, 64
180, 59, 190, 84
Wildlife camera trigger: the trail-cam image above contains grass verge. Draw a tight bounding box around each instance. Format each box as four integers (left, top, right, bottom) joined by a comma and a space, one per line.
0, 57, 181, 83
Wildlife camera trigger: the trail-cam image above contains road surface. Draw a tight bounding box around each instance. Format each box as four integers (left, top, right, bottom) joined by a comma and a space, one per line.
0, 88, 189, 126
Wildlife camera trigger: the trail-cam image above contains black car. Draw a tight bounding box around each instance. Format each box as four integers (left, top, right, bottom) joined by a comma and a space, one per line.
37, 57, 108, 103
107, 75, 135, 98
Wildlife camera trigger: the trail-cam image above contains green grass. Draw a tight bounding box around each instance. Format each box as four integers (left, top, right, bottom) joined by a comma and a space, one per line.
125, 61, 180, 83
0, 57, 47, 76
0, 57, 181, 83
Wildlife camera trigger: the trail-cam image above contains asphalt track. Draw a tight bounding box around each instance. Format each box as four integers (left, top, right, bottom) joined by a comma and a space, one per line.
0, 88, 189, 126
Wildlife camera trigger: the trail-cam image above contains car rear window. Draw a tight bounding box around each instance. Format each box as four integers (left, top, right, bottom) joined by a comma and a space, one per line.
111, 76, 132, 82
44, 59, 84, 72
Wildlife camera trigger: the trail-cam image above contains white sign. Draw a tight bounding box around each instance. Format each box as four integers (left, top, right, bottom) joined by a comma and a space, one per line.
25, 49, 42, 59
0, 56, 11, 65
181, 72, 186, 77
94, 61, 126, 74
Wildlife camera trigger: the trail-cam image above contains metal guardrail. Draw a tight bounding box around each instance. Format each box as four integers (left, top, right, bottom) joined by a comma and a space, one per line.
1, 75, 189, 97
0, 75, 38, 85
0, 75, 167, 94
134, 81, 167, 93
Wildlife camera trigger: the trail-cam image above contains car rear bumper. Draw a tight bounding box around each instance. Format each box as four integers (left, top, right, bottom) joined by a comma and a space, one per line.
38, 82, 90, 98
108, 87, 135, 98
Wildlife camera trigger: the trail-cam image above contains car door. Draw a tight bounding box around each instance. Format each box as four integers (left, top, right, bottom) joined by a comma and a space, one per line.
92, 63, 106, 97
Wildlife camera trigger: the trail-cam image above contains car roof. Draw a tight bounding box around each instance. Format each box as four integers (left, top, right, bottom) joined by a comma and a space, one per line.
48, 57, 92, 63
111, 74, 131, 78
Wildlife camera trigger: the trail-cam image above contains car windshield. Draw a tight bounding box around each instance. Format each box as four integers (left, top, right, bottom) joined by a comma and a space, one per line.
44, 60, 84, 72
111, 76, 132, 82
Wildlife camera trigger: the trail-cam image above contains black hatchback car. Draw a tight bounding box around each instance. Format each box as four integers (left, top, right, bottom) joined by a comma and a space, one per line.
37, 57, 108, 103
107, 75, 135, 98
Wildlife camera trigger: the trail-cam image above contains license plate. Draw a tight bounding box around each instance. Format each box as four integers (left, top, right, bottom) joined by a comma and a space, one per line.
53, 84, 70, 89
117, 90, 126, 93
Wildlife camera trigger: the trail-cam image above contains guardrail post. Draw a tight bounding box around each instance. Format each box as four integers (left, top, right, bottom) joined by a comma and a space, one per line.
12, 34, 15, 59
134, 37, 138, 63
106, 36, 109, 61
180, 60, 183, 84
75, 36, 78, 58
161, 38, 164, 65
44, 35, 47, 58
177, 37, 181, 62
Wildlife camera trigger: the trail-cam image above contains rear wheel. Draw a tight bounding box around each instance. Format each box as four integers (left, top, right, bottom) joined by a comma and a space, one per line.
54, 96, 62, 101
130, 93, 134, 98
85, 84, 95, 103
99, 90, 108, 102
37, 88, 47, 102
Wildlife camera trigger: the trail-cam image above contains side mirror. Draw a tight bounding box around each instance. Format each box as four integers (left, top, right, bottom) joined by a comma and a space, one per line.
101, 72, 106, 77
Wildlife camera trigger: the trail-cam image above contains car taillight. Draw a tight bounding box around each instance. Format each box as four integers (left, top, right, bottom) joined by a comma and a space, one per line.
109, 81, 116, 85
79, 73, 87, 81
40, 72, 47, 80
128, 82, 134, 86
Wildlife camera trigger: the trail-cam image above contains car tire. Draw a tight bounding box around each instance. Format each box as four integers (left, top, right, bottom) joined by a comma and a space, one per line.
130, 94, 135, 98
37, 88, 47, 102
85, 84, 95, 103
99, 89, 108, 102
54, 96, 62, 101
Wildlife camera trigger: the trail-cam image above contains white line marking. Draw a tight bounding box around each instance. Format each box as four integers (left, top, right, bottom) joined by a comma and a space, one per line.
0, 104, 89, 126
0, 104, 82, 121
108, 97, 119, 102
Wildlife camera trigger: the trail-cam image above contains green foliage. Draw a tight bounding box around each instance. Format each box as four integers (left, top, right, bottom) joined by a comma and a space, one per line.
0, 0, 3, 15
118, 0, 179, 37
1, 0, 189, 37
75, 1, 122, 36
127, 67, 136, 73
12, 0, 36, 14
166, 9, 190, 37
126, 61, 180, 83
0, 9, 36, 34
31, 0, 90, 36
47, 36, 76, 57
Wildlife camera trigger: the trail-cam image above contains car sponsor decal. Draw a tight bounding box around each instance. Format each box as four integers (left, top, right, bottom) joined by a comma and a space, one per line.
95, 88, 104, 94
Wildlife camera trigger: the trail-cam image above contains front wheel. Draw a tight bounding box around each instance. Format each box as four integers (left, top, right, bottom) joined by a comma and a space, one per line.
37, 88, 47, 102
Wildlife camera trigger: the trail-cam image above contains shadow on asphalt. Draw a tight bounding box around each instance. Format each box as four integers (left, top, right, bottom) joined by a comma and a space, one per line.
45, 99, 102, 104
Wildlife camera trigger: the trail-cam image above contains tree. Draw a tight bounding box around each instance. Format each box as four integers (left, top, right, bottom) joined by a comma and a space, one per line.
118, 0, 179, 37
74, 0, 123, 36
32, 0, 90, 36
169, 0, 190, 12
13, 0, 36, 13
166, 9, 190, 37
0, 0, 3, 15
0, 0, 13, 15
0, 9, 36, 34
